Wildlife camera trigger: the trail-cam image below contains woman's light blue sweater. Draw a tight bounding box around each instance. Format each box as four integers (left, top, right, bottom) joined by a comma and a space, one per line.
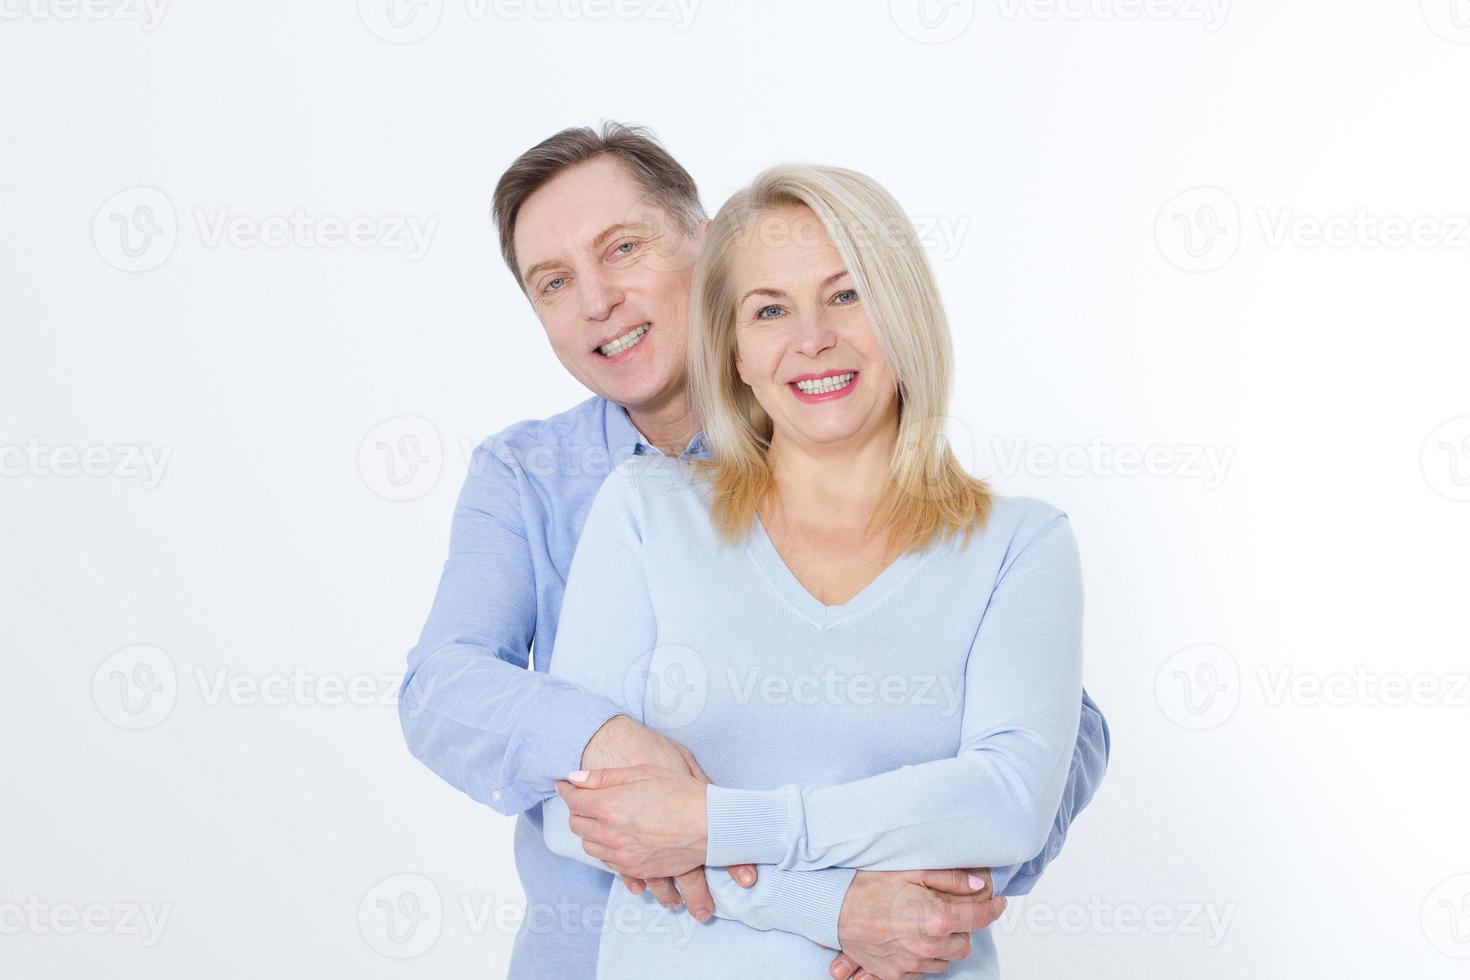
543, 455, 1084, 978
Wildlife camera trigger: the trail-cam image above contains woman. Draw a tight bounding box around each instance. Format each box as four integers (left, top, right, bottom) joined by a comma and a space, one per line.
543, 164, 1084, 979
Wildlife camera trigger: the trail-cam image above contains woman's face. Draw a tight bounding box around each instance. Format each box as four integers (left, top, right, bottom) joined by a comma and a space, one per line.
731, 205, 899, 455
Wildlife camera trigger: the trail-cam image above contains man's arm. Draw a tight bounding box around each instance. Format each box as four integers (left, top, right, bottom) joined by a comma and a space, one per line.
397, 439, 624, 816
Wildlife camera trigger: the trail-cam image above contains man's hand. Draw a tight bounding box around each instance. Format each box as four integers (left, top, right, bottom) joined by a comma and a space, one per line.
576, 716, 755, 918
555, 763, 707, 879
829, 868, 1006, 980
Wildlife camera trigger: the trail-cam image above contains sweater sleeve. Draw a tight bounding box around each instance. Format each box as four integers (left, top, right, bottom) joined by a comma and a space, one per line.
704, 514, 1085, 873
541, 460, 857, 949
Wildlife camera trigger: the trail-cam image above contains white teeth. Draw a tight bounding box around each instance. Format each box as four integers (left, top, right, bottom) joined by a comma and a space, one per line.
794, 372, 855, 394
598, 323, 650, 357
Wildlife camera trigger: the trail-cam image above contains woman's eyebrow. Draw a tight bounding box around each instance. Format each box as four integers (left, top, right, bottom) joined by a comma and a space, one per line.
739, 270, 850, 305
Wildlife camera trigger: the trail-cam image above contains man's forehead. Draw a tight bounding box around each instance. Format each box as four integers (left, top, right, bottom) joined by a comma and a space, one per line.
514, 159, 659, 262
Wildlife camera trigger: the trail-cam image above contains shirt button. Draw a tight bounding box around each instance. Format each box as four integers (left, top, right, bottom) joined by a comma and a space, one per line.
491, 789, 502, 802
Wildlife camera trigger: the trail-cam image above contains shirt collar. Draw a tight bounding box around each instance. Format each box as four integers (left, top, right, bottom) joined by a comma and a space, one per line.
602, 398, 710, 460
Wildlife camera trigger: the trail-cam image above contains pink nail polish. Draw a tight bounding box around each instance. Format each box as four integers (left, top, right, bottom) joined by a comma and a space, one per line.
568, 770, 589, 783
967, 873, 985, 891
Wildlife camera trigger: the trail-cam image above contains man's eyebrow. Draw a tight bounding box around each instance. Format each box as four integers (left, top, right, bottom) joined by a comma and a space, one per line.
738, 270, 850, 306
520, 221, 651, 288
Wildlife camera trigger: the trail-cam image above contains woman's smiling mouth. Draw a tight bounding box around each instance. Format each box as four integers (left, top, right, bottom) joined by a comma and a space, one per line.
788, 370, 858, 402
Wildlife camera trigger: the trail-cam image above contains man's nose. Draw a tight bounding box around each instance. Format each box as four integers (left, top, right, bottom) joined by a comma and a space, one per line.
579, 269, 624, 322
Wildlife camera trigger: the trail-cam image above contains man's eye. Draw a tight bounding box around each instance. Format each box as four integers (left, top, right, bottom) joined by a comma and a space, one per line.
833, 288, 858, 304
543, 277, 567, 293
614, 241, 637, 255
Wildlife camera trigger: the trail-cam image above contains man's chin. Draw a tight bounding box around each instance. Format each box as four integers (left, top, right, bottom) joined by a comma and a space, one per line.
588, 367, 681, 413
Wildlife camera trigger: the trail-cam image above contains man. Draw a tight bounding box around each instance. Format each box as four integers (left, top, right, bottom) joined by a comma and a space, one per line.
398, 121, 1110, 980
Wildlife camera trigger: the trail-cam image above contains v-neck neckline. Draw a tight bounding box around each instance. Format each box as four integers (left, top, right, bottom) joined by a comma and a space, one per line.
745, 513, 934, 630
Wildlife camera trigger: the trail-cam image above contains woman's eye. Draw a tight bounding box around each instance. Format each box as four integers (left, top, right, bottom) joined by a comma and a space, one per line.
755, 305, 783, 320
833, 288, 858, 304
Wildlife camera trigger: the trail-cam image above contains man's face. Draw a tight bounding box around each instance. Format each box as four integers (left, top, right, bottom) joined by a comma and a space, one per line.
513, 156, 703, 412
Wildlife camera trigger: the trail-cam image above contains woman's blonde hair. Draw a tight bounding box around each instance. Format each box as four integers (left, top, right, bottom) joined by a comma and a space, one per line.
687, 163, 991, 555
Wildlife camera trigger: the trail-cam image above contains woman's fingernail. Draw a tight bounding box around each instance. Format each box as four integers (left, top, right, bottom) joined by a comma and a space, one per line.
967, 873, 985, 891
567, 770, 589, 783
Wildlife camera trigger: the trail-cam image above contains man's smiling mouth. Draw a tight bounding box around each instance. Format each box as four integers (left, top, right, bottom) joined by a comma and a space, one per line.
595, 322, 651, 358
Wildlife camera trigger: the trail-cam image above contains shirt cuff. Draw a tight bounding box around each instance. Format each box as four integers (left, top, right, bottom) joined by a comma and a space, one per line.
706, 785, 799, 867
512, 684, 624, 802
989, 863, 1017, 897
762, 866, 856, 950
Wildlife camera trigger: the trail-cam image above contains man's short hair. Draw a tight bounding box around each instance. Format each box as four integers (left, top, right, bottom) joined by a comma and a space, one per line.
491, 121, 706, 290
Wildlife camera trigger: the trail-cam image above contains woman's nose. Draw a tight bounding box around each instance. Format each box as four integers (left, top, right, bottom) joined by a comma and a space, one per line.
792, 310, 838, 357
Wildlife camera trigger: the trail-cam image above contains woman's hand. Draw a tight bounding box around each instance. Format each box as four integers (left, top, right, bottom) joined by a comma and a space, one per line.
554, 763, 709, 879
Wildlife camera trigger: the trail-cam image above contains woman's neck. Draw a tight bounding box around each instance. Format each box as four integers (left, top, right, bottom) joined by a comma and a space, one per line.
763, 423, 899, 527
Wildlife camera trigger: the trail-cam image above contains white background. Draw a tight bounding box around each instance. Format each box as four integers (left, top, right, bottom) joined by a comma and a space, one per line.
3, 0, 1469, 976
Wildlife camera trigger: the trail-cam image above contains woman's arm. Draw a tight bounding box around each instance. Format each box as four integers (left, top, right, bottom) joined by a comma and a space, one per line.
541, 459, 858, 949
703, 513, 1085, 873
